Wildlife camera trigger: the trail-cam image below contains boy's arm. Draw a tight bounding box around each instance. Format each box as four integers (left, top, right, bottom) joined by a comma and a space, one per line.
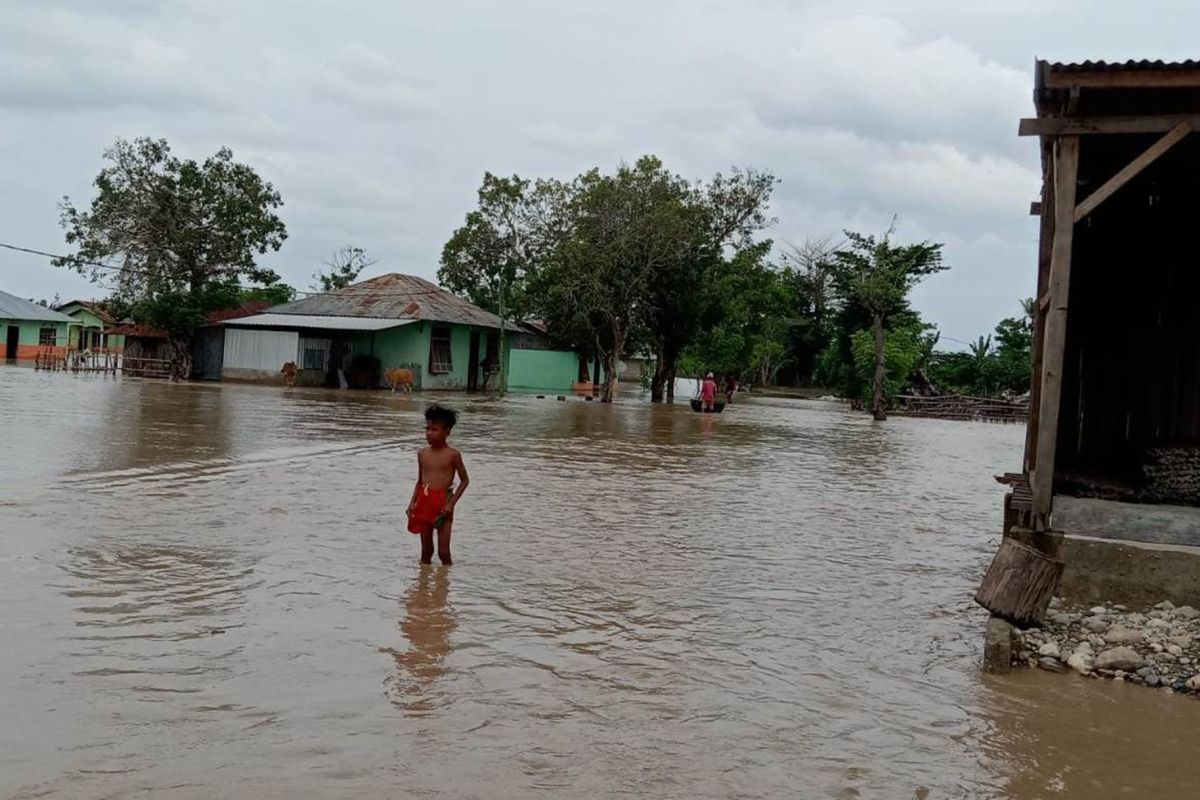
407, 453, 423, 514
447, 451, 469, 511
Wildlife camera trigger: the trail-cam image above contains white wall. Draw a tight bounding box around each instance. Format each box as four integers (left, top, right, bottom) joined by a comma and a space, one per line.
223, 328, 298, 370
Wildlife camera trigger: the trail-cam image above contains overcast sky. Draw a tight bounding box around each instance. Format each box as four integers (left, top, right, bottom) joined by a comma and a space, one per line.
1, 0, 1195, 346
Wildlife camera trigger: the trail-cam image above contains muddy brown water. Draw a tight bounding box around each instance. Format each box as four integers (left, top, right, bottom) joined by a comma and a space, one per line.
2, 366, 1199, 799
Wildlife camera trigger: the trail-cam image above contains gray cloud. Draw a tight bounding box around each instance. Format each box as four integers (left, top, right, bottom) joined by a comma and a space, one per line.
0, 0, 1192, 344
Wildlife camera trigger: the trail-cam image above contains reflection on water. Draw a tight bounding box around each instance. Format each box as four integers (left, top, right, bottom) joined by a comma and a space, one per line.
3, 365, 1200, 799
384, 566, 457, 715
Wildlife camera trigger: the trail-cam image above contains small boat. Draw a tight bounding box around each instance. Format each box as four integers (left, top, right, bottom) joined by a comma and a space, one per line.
689, 398, 725, 413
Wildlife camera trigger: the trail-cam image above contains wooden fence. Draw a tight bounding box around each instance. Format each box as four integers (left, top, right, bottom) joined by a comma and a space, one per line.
33, 348, 172, 379
894, 394, 1028, 423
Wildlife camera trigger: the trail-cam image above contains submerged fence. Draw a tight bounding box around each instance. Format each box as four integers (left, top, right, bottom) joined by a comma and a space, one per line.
894, 394, 1028, 423
33, 348, 172, 379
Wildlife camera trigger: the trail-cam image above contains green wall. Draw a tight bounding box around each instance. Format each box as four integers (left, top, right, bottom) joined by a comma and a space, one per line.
346, 321, 577, 393
61, 307, 124, 350
7, 320, 69, 345
507, 348, 581, 393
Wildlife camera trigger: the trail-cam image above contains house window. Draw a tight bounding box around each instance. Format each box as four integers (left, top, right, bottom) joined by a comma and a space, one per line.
39, 327, 57, 346
429, 325, 453, 374
302, 347, 325, 371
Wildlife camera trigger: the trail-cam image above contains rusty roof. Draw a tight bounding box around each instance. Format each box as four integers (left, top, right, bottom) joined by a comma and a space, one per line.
268, 273, 517, 330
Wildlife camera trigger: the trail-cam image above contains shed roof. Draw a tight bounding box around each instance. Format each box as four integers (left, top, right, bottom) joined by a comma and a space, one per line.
268, 273, 518, 330
0, 290, 74, 323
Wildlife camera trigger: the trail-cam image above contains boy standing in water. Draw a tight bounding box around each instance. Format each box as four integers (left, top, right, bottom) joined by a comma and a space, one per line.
407, 405, 470, 565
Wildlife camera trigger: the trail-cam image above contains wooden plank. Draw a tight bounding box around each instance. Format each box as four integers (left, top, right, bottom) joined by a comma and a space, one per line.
1073, 121, 1192, 222
1019, 114, 1200, 136
1025, 139, 1055, 475
1030, 201, 1042, 216
1045, 69, 1200, 90
1031, 136, 1079, 526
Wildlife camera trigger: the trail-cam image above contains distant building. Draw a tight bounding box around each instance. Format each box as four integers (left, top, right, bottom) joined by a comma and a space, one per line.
0, 290, 74, 360
222, 273, 583, 392
104, 302, 270, 379
56, 301, 124, 353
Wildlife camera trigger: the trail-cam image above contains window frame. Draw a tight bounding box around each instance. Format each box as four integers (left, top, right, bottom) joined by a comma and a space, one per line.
428, 325, 453, 374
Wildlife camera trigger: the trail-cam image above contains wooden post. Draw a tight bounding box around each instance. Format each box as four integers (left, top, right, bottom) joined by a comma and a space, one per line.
1024, 139, 1056, 475
1030, 135, 1079, 529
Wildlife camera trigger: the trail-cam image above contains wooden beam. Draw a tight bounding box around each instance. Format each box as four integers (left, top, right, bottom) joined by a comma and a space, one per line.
1024, 139, 1055, 476
1030, 201, 1042, 216
1073, 121, 1192, 222
1019, 114, 1200, 136
1030, 135, 1079, 527
1045, 69, 1200, 90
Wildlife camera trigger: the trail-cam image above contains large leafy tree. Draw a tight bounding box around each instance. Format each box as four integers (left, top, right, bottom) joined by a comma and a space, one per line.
535, 158, 703, 402
681, 242, 792, 386
55, 137, 287, 378
829, 225, 946, 420
643, 166, 776, 402
438, 173, 569, 322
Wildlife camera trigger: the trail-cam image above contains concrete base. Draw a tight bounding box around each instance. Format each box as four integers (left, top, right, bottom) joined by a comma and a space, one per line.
1055, 495, 1200, 547
1058, 534, 1200, 608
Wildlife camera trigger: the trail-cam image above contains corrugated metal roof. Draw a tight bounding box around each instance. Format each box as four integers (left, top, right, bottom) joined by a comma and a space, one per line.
268, 273, 519, 330
0, 290, 74, 323
225, 314, 418, 331
1047, 60, 1200, 72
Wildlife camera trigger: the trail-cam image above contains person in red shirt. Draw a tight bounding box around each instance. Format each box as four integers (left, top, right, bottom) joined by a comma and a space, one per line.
700, 372, 718, 411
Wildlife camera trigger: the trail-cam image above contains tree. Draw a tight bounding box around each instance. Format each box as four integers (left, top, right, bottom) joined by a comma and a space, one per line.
780, 236, 840, 386
55, 137, 287, 378
439, 173, 570, 321
830, 224, 946, 420
312, 246, 376, 292
644, 166, 777, 402
681, 242, 791, 385
536, 158, 704, 402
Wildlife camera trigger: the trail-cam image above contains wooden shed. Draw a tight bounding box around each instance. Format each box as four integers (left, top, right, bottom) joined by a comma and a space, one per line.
1014, 60, 1200, 525
979, 61, 1200, 643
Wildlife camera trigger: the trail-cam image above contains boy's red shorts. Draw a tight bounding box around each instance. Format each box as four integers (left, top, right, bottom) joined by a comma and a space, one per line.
407, 485, 449, 535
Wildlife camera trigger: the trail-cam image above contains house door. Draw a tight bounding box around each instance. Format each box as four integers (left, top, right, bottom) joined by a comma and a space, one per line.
5, 326, 18, 359
467, 330, 481, 391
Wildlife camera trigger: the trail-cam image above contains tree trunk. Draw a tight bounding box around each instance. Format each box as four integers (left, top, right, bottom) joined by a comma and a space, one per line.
666, 361, 677, 402
650, 342, 666, 403
602, 323, 625, 403
167, 336, 193, 382
871, 312, 887, 421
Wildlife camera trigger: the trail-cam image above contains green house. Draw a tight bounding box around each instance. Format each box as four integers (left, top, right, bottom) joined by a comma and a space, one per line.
56, 301, 124, 352
1, 290, 73, 360
221, 273, 582, 393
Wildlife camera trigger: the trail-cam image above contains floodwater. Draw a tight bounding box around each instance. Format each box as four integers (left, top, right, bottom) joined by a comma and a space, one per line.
2, 366, 1199, 800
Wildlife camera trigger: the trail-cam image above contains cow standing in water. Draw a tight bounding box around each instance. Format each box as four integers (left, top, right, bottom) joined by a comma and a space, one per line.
385, 367, 414, 393
281, 362, 298, 387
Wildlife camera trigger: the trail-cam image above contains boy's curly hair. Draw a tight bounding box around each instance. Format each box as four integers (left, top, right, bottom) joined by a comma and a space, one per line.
424, 404, 459, 429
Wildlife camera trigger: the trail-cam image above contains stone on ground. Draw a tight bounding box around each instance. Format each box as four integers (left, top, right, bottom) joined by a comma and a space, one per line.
1096, 646, 1144, 672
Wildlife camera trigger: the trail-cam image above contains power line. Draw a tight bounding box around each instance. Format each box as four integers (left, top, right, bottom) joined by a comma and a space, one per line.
0, 240, 460, 300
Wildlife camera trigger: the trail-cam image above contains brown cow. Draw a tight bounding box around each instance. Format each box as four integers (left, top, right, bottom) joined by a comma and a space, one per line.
384, 367, 413, 393
281, 361, 298, 387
